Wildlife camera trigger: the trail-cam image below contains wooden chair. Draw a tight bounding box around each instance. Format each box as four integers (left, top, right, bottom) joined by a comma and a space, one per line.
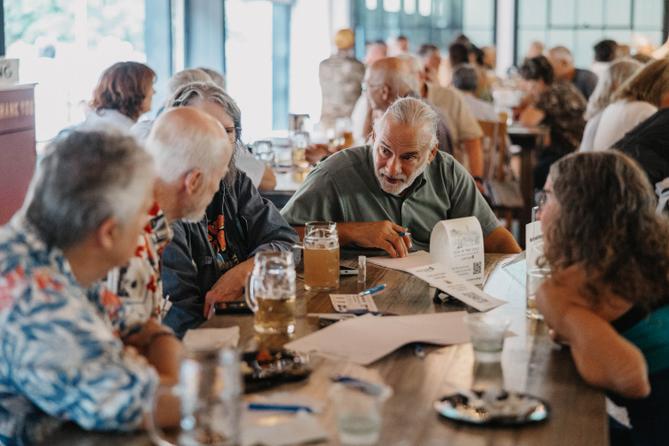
478, 117, 523, 232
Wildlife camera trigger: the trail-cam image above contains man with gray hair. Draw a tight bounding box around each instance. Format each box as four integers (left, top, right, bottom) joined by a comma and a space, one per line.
548, 46, 597, 99
282, 97, 520, 257
0, 131, 180, 443
105, 107, 233, 334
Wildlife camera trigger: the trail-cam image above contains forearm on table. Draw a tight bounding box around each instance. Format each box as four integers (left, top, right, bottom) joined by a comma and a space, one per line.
483, 227, 521, 254
144, 334, 183, 385
555, 305, 650, 398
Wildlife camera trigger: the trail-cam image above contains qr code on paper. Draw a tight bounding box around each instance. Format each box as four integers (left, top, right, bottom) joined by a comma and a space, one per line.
473, 261, 482, 275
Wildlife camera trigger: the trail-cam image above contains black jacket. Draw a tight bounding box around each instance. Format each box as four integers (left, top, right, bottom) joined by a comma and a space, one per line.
161, 171, 300, 337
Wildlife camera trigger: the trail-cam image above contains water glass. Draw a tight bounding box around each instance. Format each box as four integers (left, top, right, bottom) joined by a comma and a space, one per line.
526, 268, 550, 320
245, 251, 297, 335
465, 314, 510, 363
149, 349, 242, 446
252, 140, 274, 165
303, 221, 339, 291
330, 384, 390, 445
291, 131, 310, 168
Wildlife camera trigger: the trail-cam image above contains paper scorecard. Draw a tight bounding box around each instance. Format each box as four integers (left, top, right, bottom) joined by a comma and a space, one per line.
284, 312, 470, 365
407, 263, 505, 312
330, 294, 379, 313
430, 217, 485, 285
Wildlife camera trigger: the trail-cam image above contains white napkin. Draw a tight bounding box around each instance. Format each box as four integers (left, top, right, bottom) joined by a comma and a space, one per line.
182, 327, 240, 351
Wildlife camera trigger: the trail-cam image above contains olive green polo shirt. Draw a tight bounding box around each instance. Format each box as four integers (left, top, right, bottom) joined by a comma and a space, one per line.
281, 146, 500, 251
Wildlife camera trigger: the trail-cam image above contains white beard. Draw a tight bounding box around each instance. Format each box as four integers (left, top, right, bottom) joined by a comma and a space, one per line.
372, 147, 429, 195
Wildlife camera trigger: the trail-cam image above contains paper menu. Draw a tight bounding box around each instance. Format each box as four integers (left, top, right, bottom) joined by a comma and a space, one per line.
330, 294, 379, 313
430, 217, 485, 286
284, 312, 470, 366
407, 263, 505, 312
367, 251, 433, 271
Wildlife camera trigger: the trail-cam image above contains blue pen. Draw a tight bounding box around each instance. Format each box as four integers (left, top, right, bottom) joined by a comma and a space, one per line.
331, 375, 385, 396
358, 283, 386, 296
247, 403, 315, 413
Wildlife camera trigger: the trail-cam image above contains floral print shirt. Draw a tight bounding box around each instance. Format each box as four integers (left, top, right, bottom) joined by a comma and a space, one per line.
105, 203, 172, 335
0, 216, 158, 445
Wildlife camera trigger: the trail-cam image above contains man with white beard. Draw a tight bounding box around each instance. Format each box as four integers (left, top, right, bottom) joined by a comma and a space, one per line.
281, 97, 520, 257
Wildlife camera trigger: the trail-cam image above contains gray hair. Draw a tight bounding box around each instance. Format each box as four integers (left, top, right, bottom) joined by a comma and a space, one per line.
145, 108, 230, 183
374, 97, 439, 152
168, 68, 212, 95
585, 58, 642, 119
548, 46, 573, 64
197, 67, 226, 89
167, 81, 241, 184
25, 130, 154, 249
452, 64, 478, 93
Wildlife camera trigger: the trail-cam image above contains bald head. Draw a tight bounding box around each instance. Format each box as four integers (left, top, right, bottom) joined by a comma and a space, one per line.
365, 57, 420, 112
146, 107, 232, 183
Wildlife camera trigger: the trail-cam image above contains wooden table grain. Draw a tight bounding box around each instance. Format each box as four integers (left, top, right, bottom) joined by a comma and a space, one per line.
45, 254, 607, 446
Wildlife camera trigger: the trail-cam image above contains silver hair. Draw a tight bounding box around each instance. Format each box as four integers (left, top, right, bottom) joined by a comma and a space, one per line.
374, 97, 439, 152
167, 68, 212, 95
167, 81, 241, 184
197, 67, 226, 89
145, 109, 230, 183
548, 46, 573, 64
25, 130, 154, 249
585, 58, 643, 120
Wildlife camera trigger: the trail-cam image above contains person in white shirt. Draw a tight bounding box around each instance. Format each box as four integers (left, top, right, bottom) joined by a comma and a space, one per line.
81, 61, 156, 132
593, 58, 669, 150
579, 59, 642, 152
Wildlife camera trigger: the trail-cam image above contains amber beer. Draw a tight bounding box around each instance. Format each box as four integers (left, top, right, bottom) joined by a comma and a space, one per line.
304, 221, 339, 291
304, 246, 340, 291
245, 251, 297, 334
254, 294, 296, 334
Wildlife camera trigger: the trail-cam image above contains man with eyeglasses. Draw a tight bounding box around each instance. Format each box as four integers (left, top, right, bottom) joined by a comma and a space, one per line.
282, 97, 520, 257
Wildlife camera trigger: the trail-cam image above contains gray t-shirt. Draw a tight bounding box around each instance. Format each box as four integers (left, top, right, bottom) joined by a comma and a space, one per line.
281, 145, 500, 251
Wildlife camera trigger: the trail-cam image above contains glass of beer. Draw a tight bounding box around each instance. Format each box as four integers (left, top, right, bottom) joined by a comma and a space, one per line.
245, 251, 297, 334
303, 221, 339, 291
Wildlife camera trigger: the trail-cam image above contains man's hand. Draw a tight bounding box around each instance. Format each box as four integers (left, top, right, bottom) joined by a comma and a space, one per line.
204, 258, 254, 318
338, 221, 412, 258
124, 318, 171, 353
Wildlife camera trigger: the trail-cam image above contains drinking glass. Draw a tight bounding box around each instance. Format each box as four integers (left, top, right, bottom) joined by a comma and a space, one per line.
245, 251, 297, 334
465, 314, 510, 363
303, 221, 339, 291
252, 140, 274, 165
526, 268, 550, 320
149, 348, 242, 446
335, 117, 354, 149
291, 131, 310, 169
330, 383, 391, 445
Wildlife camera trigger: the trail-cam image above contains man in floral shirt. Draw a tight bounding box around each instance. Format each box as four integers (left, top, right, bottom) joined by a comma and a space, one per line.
0, 131, 177, 444
104, 107, 233, 336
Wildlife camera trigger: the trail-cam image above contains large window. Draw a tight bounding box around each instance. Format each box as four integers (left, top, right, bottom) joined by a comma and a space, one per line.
353, 0, 495, 53
5, 0, 149, 142
516, 0, 666, 66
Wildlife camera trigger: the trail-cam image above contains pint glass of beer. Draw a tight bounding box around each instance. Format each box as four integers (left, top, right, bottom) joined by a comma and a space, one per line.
245, 251, 297, 334
303, 221, 339, 291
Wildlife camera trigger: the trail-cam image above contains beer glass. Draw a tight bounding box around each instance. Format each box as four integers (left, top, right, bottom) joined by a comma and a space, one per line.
303, 221, 339, 291
149, 348, 242, 446
252, 140, 274, 165
245, 251, 297, 334
291, 131, 309, 169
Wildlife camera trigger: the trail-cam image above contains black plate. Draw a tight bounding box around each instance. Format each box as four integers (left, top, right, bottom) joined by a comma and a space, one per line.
434, 389, 550, 426
241, 349, 311, 393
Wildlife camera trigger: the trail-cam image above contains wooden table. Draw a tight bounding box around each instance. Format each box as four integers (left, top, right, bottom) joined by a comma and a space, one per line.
508, 125, 550, 245
46, 254, 607, 445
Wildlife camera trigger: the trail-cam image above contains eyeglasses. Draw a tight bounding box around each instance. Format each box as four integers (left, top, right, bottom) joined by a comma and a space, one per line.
535, 189, 552, 211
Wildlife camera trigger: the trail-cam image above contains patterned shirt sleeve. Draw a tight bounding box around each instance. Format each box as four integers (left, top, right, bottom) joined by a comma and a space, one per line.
3, 277, 159, 432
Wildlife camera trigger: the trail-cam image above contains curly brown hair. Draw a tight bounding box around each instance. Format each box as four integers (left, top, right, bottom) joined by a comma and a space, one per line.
90, 61, 155, 121
543, 151, 669, 309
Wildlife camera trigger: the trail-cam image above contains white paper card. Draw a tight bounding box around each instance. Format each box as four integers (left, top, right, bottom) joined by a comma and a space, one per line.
330, 294, 379, 313
183, 327, 240, 351
241, 411, 328, 446
367, 250, 433, 271
430, 217, 485, 285
525, 220, 543, 270
285, 312, 470, 365
408, 263, 505, 312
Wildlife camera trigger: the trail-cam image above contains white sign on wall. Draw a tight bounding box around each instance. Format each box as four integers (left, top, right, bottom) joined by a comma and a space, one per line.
0, 59, 19, 86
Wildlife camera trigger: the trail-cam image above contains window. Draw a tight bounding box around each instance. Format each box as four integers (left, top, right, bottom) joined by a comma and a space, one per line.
516, 0, 666, 66
353, 0, 495, 54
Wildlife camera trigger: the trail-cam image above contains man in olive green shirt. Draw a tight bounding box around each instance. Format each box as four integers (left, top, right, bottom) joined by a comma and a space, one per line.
281, 97, 520, 257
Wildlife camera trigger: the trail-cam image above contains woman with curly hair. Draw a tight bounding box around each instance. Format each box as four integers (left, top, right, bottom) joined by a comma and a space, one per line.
82, 61, 156, 131
536, 151, 669, 445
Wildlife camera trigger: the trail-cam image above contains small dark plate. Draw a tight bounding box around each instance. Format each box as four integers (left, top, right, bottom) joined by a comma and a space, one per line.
241, 349, 311, 393
434, 389, 550, 426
